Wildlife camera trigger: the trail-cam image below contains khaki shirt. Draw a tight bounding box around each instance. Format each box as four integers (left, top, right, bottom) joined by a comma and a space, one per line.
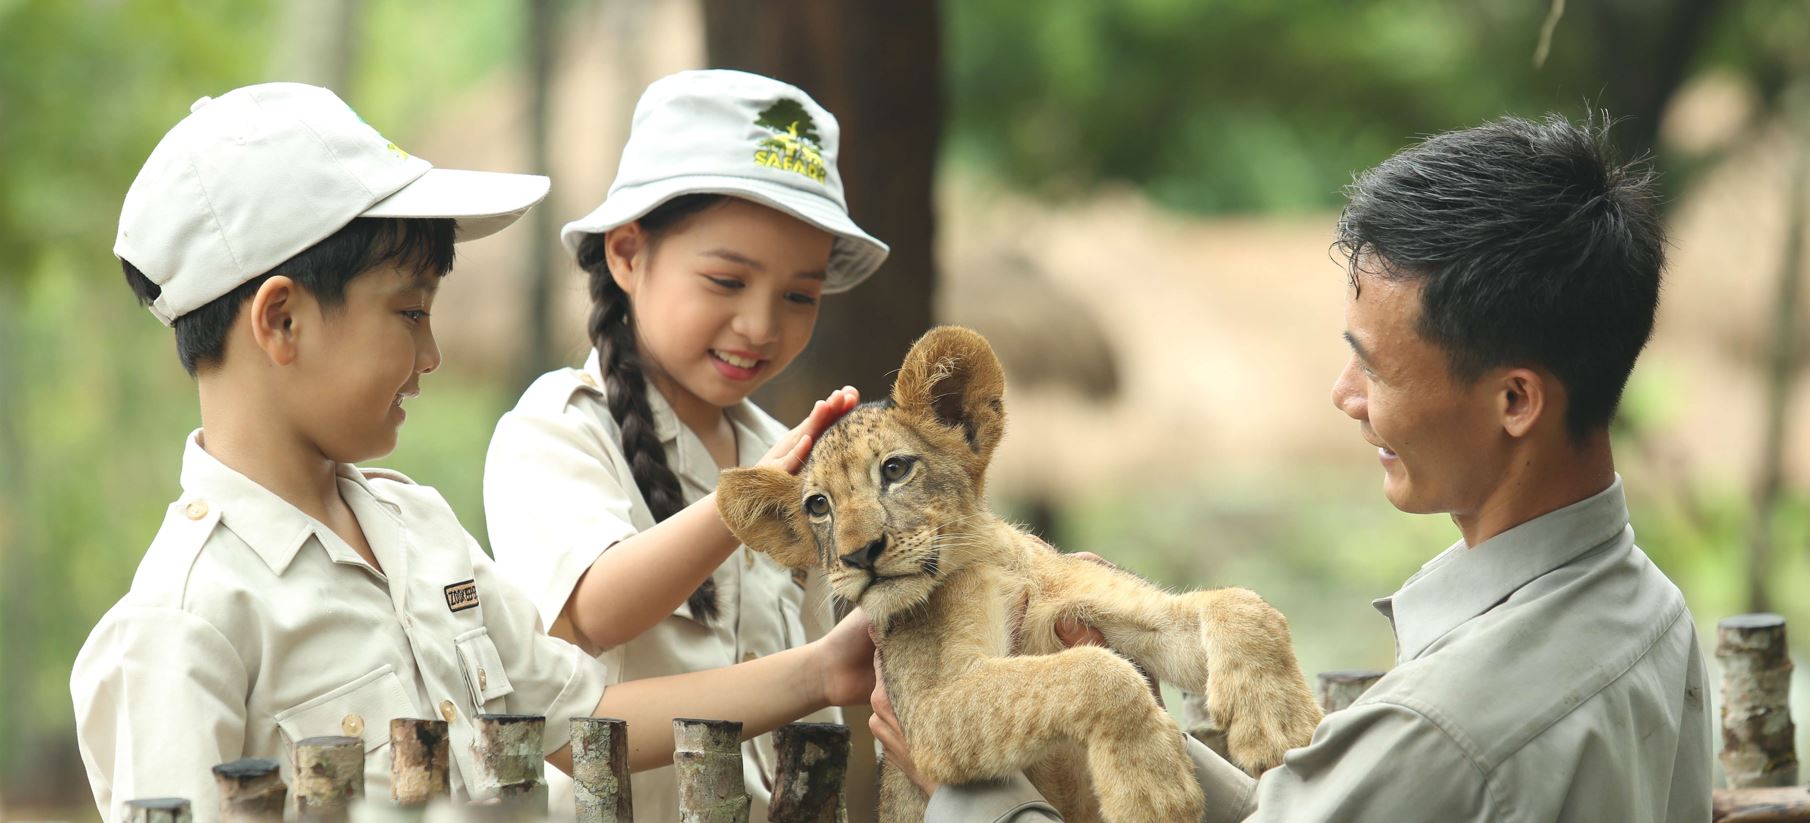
71, 432, 609, 822
928, 477, 1714, 822
484, 350, 839, 823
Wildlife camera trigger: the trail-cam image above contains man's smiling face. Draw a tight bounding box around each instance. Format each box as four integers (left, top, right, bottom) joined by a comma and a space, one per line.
1330, 261, 1508, 519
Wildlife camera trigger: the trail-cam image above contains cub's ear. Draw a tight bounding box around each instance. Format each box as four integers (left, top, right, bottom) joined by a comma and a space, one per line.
892, 326, 1007, 465
717, 466, 815, 570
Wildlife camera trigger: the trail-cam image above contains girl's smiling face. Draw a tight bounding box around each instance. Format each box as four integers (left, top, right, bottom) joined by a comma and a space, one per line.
604, 198, 833, 428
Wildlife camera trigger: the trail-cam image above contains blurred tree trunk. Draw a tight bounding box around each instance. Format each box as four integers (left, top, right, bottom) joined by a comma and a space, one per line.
272, 0, 364, 92
1587, 0, 1722, 184
702, 1, 942, 423
520, 0, 559, 390
0, 277, 32, 797
702, 6, 942, 820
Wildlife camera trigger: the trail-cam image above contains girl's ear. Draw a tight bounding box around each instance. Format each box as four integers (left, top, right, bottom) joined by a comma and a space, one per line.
603, 223, 650, 297
248, 276, 302, 366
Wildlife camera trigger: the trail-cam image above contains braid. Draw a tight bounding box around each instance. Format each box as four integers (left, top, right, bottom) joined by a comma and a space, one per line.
575, 200, 725, 621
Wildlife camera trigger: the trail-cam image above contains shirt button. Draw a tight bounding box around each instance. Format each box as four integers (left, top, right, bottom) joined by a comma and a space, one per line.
341, 714, 364, 736
184, 500, 209, 520
478, 668, 488, 691
440, 700, 457, 723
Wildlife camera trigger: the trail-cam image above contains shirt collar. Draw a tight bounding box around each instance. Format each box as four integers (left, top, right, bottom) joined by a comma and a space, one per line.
1373, 475, 1632, 664
178, 429, 390, 575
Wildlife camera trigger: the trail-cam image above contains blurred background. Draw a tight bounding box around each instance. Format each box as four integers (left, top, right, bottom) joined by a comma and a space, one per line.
4, 0, 1810, 818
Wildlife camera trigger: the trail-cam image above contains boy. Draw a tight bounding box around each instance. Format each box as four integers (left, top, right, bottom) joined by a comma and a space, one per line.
72, 83, 873, 821
884, 114, 1712, 821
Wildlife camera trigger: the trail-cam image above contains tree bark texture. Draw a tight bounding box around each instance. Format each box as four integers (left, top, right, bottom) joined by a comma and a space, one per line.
1317, 670, 1385, 714
673, 718, 749, 823
767, 723, 850, 823
389, 718, 450, 806
295, 735, 365, 822
573, 717, 634, 823
212, 758, 287, 823
475, 715, 549, 813
1717, 615, 1799, 788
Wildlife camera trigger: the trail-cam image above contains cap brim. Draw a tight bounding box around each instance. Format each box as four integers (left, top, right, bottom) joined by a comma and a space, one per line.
560, 175, 889, 293
364, 168, 551, 243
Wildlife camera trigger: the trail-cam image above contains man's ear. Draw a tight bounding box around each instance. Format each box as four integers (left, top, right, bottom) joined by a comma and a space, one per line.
891, 326, 1007, 464
717, 466, 815, 570
1498, 367, 1549, 439
248, 275, 302, 366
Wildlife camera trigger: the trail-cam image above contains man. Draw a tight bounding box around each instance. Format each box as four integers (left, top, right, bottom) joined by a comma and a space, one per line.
877, 113, 1714, 821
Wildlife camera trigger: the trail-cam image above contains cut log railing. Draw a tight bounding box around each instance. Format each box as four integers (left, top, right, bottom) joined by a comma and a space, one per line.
1317, 670, 1384, 714
572, 717, 633, 823
1715, 787, 1810, 822
1718, 614, 1799, 788
213, 757, 286, 823
296, 735, 365, 821
390, 718, 450, 807
474, 715, 549, 815
767, 722, 850, 823
124, 797, 192, 823
673, 718, 749, 823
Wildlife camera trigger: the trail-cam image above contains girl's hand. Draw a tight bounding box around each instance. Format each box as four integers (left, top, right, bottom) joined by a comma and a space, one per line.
807, 607, 876, 708
759, 386, 860, 474
870, 656, 940, 796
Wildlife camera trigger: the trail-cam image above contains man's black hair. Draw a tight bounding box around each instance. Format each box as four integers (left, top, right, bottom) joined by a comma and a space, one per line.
123, 217, 456, 376
1335, 113, 1664, 442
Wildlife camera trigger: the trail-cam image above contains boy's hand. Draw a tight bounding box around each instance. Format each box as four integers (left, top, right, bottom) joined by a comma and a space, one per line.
760, 386, 860, 474
808, 607, 876, 708
870, 657, 941, 797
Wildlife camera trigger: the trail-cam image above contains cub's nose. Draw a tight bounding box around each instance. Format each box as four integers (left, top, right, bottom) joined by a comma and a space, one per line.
840, 536, 887, 571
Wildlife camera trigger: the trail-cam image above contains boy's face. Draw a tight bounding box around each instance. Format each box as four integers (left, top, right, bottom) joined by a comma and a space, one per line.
287, 263, 441, 463
1330, 265, 1508, 520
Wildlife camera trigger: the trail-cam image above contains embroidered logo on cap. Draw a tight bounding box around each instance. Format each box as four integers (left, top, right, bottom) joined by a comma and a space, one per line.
753, 99, 827, 184
444, 580, 480, 612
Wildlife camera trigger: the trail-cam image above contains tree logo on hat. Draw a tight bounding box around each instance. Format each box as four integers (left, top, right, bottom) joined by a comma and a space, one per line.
753, 99, 827, 184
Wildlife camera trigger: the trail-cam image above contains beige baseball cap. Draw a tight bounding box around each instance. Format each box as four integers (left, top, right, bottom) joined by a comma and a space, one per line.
560, 70, 888, 293
117, 82, 551, 325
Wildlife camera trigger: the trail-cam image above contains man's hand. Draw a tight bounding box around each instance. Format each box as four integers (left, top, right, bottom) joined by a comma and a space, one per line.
759, 386, 859, 474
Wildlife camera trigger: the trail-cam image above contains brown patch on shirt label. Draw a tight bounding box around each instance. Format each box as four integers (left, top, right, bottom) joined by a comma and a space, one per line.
444, 580, 480, 612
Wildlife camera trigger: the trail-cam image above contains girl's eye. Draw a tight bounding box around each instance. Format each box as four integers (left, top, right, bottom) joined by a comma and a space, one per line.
804, 494, 831, 517
881, 457, 912, 482
707, 276, 744, 290
786, 292, 819, 306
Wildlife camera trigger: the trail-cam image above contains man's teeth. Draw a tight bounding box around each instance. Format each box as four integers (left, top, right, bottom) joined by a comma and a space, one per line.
713, 350, 758, 368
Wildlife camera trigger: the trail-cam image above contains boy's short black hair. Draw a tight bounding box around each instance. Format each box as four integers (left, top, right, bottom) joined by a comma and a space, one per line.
1335, 113, 1664, 441
123, 217, 456, 375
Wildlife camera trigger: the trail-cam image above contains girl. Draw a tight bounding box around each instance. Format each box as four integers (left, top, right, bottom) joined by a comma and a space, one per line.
484, 70, 889, 821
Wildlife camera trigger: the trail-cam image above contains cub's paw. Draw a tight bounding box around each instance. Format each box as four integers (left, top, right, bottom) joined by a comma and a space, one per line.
1089, 720, 1205, 823
1219, 677, 1321, 774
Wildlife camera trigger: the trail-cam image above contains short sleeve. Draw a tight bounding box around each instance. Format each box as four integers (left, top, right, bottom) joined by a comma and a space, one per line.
1242, 701, 1494, 822
467, 537, 610, 754
484, 400, 642, 631
71, 604, 249, 821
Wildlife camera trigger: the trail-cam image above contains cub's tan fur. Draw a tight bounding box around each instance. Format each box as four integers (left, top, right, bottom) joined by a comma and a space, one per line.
719, 327, 1320, 823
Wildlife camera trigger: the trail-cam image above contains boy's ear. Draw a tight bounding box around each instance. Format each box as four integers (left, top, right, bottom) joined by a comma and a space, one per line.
891, 326, 1007, 465
248, 275, 302, 366
717, 466, 815, 570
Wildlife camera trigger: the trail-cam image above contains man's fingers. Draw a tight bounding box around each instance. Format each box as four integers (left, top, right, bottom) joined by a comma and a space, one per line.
1054, 616, 1107, 647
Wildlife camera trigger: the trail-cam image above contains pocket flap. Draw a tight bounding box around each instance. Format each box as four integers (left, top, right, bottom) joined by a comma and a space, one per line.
454, 627, 516, 705
273, 665, 415, 753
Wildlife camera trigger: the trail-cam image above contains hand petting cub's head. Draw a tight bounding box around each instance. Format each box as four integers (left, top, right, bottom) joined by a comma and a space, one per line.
718, 327, 1007, 619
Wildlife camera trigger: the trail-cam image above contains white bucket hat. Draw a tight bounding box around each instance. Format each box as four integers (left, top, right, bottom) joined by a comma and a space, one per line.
560, 69, 889, 293
117, 82, 551, 325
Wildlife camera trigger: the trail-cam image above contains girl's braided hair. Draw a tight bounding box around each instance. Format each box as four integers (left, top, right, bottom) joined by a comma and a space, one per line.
574, 193, 729, 622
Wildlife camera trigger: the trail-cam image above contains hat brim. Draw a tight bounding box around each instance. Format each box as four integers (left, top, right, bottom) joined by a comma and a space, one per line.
364, 168, 551, 243
559, 175, 889, 293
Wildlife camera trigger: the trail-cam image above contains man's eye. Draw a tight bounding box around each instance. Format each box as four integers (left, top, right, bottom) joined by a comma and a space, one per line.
804, 494, 831, 517
881, 457, 912, 482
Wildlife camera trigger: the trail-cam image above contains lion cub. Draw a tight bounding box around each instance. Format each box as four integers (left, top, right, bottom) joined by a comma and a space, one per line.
719, 327, 1320, 823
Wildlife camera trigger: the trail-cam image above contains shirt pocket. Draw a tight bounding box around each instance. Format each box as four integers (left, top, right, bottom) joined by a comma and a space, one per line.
454, 626, 516, 711
273, 665, 416, 755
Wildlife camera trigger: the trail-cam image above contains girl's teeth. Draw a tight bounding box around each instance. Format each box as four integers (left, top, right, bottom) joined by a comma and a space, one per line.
714, 350, 757, 368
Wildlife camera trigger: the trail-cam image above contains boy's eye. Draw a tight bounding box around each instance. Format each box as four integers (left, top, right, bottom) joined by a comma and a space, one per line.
401, 310, 429, 322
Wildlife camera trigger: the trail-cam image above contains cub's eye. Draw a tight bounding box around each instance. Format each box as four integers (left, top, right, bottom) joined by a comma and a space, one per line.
881, 457, 912, 482
803, 494, 831, 518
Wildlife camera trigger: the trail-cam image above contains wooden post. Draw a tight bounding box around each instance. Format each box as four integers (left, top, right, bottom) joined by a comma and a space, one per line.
213, 758, 286, 823
474, 715, 549, 813
1317, 670, 1384, 714
673, 718, 748, 823
1712, 786, 1810, 822
768, 723, 849, 823
295, 735, 365, 821
1718, 615, 1799, 787
390, 718, 450, 806
124, 798, 192, 823
572, 717, 633, 822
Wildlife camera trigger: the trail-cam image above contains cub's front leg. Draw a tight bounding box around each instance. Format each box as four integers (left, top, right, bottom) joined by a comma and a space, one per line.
1026, 555, 1322, 774
900, 646, 1204, 823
